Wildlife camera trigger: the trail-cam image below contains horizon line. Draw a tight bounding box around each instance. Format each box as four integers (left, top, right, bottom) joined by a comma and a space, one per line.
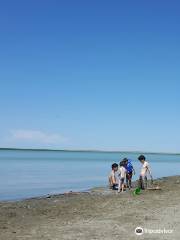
0, 147, 180, 155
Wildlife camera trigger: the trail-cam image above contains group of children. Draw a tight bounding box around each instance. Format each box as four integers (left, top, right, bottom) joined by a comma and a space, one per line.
109, 155, 153, 192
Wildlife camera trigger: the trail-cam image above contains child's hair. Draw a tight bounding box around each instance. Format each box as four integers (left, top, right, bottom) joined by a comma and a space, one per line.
138, 155, 146, 161
119, 161, 125, 167
112, 163, 118, 169
123, 158, 128, 163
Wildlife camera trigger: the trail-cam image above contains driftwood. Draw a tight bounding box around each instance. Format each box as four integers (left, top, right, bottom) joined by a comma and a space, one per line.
147, 186, 161, 190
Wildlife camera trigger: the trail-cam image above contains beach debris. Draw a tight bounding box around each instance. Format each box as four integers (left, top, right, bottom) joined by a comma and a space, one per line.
46, 195, 52, 199
64, 191, 90, 195
147, 186, 161, 190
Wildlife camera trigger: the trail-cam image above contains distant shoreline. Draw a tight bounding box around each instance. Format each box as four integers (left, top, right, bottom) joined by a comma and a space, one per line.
0, 147, 180, 155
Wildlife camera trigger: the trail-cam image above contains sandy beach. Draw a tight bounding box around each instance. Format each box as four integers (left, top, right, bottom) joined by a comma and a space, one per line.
0, 176, 180, 240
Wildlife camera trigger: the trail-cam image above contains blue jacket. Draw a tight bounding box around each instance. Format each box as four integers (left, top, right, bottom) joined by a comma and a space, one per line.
126, 159, 134, 173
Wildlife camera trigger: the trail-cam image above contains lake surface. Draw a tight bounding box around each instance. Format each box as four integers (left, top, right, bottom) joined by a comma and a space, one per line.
0, 149, 180, 201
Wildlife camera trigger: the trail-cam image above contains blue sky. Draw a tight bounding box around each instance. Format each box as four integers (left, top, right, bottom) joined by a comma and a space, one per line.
0, 1, 180, 152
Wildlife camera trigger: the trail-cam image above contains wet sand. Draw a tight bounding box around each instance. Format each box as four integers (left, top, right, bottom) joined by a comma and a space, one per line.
0, 176, 180, 240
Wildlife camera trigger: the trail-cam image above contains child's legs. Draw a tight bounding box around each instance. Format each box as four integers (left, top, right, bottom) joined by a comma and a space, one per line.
129, 179, 132, 188
120, 178, 125, 192
139, 175, 148, 189
118, 179, 121, 192
144, 176, 147, 189
139, 175, 145, 189
128, 172, 133, 188
126, 174, 129, 187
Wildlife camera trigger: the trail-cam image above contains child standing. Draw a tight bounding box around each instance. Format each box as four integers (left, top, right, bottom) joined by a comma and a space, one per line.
118, 161, 127, 193
123, 158, 135, 189
138, 155, 153, 189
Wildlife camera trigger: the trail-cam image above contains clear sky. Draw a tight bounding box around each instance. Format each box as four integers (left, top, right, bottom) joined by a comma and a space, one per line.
0, 1, 180, 152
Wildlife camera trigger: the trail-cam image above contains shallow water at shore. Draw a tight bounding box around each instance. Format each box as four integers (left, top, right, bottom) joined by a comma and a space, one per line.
0, 149, 180, 201
0, 176, 180, 240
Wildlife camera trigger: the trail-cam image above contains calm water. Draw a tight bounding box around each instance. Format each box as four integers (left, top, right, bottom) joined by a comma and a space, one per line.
0, 150, 180, 201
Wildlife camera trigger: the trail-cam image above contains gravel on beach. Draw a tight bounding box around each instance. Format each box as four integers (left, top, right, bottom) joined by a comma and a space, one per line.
0, 176, 180, 240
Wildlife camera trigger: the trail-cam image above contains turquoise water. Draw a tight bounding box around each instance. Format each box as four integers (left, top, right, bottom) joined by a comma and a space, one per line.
0, 150, 180, 201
